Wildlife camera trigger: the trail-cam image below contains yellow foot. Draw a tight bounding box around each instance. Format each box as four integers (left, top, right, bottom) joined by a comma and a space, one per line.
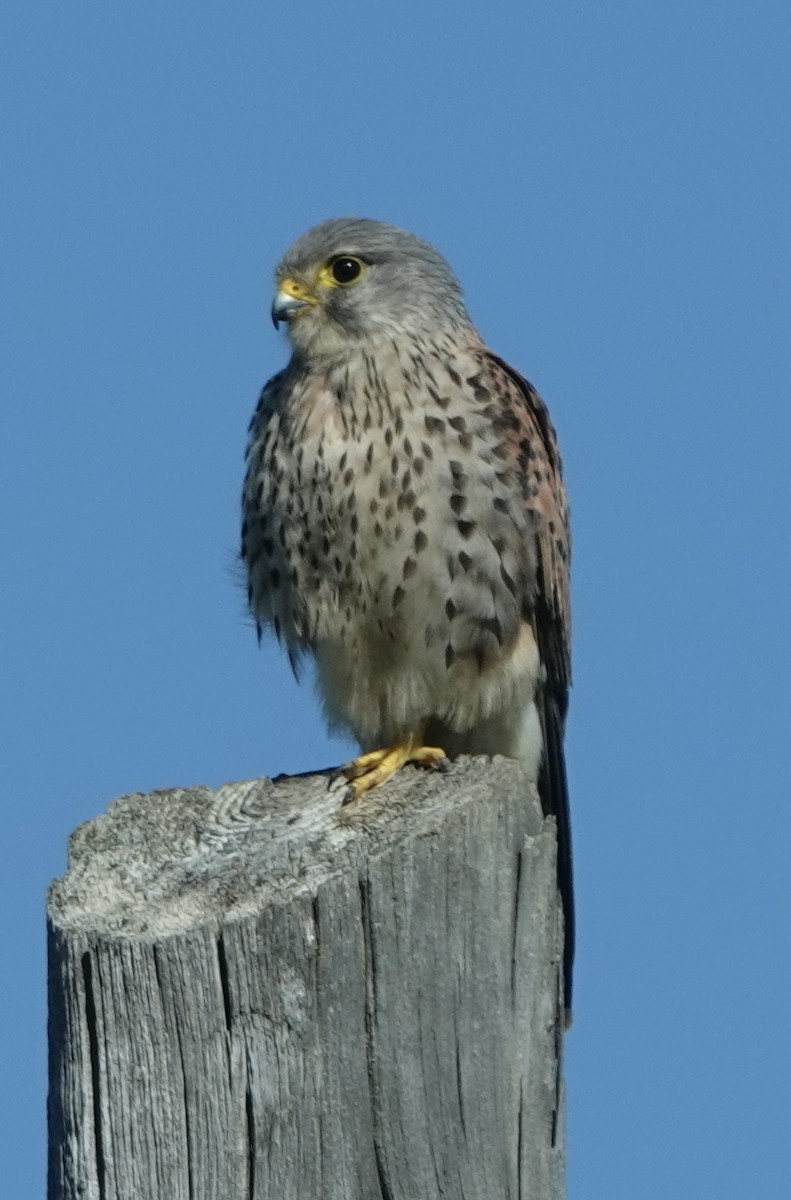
335, 734, 449, 804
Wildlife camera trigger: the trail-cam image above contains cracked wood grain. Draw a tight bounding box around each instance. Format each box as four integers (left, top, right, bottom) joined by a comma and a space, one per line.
48, 756, 566, 1200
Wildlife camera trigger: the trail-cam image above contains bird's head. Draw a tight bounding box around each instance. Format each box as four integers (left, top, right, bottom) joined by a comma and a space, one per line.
271, 218, 472, 358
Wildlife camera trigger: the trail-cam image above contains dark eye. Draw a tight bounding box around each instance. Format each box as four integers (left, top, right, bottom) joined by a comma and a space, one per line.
330, 256, 363, 284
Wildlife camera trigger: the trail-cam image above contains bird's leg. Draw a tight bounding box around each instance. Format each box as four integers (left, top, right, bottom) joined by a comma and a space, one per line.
336, 731, 448, 803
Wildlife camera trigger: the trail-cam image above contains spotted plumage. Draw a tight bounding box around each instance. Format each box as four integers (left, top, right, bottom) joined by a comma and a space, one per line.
241, 218, 573, 1017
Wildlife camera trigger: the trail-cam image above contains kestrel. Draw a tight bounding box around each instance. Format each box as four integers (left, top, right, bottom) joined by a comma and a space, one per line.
241, 219, 574, 1016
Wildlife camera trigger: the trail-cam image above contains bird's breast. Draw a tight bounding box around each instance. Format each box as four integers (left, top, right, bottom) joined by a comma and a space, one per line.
243, 341, 537, 698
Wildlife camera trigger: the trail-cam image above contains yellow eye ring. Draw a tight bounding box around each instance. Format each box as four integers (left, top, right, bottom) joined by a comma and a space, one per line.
318, 255, 367, 288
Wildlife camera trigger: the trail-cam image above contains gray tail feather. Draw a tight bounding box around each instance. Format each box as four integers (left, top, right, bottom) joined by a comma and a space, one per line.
538, 694, 575, 1019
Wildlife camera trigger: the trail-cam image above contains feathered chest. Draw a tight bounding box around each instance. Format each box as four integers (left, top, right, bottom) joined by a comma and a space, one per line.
241, 340, 536, 657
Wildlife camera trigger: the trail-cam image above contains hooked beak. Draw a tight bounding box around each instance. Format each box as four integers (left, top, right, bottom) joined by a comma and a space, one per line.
271, 277, 317, 328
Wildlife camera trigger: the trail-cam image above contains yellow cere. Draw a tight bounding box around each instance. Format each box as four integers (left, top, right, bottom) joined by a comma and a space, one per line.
277, 277, 317, 303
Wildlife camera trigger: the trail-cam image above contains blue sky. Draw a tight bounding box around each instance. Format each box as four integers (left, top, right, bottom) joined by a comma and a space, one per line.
3, 3, 790, 1195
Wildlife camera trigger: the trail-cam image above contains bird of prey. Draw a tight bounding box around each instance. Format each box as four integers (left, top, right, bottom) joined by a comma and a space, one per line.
241, 218, 574, 1016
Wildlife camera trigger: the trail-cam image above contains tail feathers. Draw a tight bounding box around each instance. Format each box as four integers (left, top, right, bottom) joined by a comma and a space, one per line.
538, 692, 575, 1020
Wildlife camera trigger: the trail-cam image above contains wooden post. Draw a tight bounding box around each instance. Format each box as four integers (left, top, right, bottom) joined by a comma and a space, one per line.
47, 756, 566, 1200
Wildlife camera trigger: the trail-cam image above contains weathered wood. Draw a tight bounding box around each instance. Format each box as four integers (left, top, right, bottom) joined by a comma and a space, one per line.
47, 756, 566, 1200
